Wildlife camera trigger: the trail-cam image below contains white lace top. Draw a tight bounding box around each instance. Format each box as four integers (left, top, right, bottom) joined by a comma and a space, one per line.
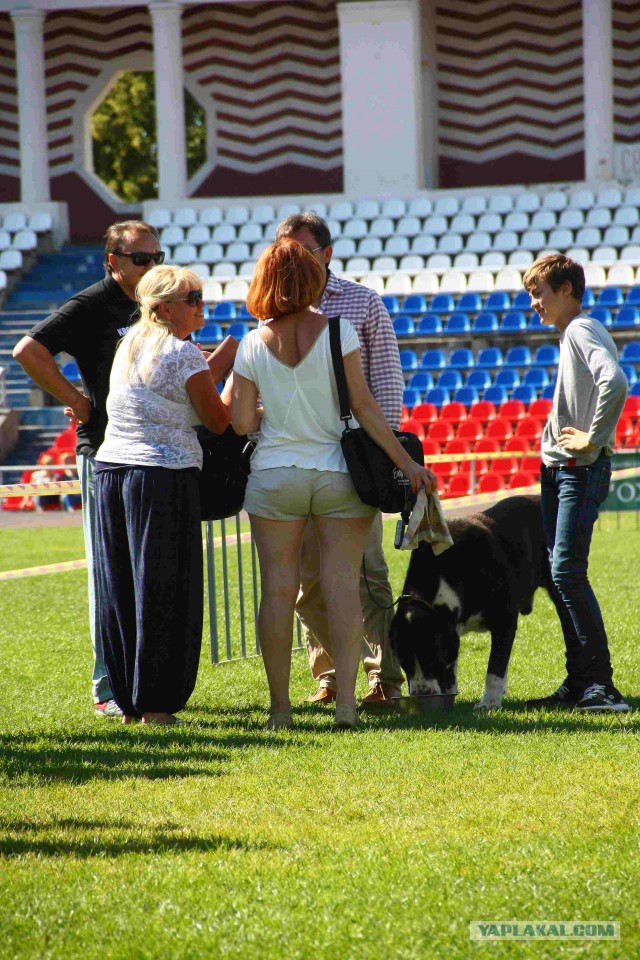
96, 333, 208, 469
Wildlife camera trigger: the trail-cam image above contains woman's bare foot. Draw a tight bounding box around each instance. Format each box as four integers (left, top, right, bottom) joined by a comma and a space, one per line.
122, 714, 135, 725
141, 712, 180, 725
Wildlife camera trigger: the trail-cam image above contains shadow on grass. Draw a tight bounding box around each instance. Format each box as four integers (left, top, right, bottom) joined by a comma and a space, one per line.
0, 817, 276, 859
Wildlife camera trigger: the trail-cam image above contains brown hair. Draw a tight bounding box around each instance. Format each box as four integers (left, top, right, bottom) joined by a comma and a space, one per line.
523, 253, 585, 301
275, 211, 332, 249
103, 220, 160, 274
246, 238, 326, 320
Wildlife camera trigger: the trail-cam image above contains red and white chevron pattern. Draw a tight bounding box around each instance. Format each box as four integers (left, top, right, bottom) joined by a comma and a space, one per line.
0, 14, 19, 178
182, 0, 342, 173
613, 0, 640, 144
435, 0, 585, 183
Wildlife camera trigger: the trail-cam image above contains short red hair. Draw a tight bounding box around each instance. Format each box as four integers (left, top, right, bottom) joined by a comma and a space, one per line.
246, 238, 325, 321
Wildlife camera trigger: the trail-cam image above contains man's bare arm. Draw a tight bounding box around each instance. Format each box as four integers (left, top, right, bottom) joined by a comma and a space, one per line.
13, 336, 92, 423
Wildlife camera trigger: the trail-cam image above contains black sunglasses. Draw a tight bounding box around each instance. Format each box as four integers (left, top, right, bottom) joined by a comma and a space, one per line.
117, 250, 166, 266
167, 290, 204, 308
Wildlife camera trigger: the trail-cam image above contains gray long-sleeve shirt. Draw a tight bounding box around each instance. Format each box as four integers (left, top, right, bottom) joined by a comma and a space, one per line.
541, 313, 628, 467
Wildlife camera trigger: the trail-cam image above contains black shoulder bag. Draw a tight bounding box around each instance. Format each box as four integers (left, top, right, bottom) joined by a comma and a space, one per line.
328, 315, 423, 520
197, 425, 256, 521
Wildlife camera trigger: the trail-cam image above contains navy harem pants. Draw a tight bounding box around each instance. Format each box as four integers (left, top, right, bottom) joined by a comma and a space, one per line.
95, 464, 203, 717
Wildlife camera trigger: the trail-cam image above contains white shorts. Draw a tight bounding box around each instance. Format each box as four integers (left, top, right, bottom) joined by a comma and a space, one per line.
243, 466, 376, 521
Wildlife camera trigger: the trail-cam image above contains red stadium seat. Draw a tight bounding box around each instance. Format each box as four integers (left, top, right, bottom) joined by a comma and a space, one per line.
439, 401, 468, 424
411, 402, 439, 425
443, 438, 471, 473
528, 398, 552, 421
457, 418, 484, 444
473, 437, 500, 475
54, 426, 77, 451
400, 417, 426, 439
446, 474, 472, 498
616, 416, 634, 446
623, 396, 640, 422
477, 472, 505, 494
422, 438, 441, 458
498, 399, 526, 422
493, 456, 519, 479
521, 454, 542, 474
508, 470, 538, 490
515, 417, 543, 443
485, 417, 513, 444
428, 420, 456, 445
503, 436, 530, 455
469, 400, 497, 423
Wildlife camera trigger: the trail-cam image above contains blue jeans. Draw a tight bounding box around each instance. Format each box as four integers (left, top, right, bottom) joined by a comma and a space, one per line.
77, 454, 113, 702
540, 456, 613, 688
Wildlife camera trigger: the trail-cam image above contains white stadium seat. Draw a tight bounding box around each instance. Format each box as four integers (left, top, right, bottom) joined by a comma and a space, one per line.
190, 263, 210, 280
251, 241, 270, 258
488, 194, 514, 214
407, 197, 433, 217
548, 228, 574, 249
332, 238, 357, 259
384, 273, 412, 295
585, 208, 612, 229
558, 209, 584, 229
0, 231, 10, 250
438, 234, 463, 255
453, 252, 479, 270
438, 269, 467, 293
359, 273, 385, 294
174, 207, 197, 228
531, 210, 557, 230
480, 251, 506, 268
147, 208, 172, 229
172, 243, 198, 265
385, 236, 410, 256
212, 262, 237, 280
569, 189, 595, 210
396, 216, 423, 238
355, 199, 380, 220
326, 219, 342, 240
494, 267, 522, 291
212, 224, 236, 244
515, 192, 540, 213
466, 269, 494, 292
276, 202, 301, 220
186, 225, 211, 246
620, 245, 640, 265
504, 212, 529, 232
624, 187, 640, 206
0, 269, 7, 291
411, 270, 439, 294
422, 215, 448, 236
603, 226, 629, 247
251, 204, 275, 225
2, 211, 28, 232
613, 206, 639, 227
199, 242, 224, 264
381, 198, 407, 219
238, 261, 255, 280
606, 263, 635, 286
460, 195, 486, 215
343, 218, 368, 239
477, 213, 502, 233
493, 230, 519, 252
508, 250, 534, 268
0, 249, 22, 270
575, 227, 602, 248
410, 235, 437, 256
369, 217, 395, 239
329, 201, 354, 221
225, 206, 249, 225
596, 187, 622, 208
199, 206, 224, 226
399, 255, 425, 274
542, 191, 568, 212
28, 212, 53, 234
262, 221, 279, 242
223, 279, 250, 300
426, 253, 452, 272
330, 258, 344, 274
450, 214, 475, 234
566, 247, 590, 264
345, 257, 370, 277
160, 226, 184, 246
358, 237, 384, 258
203, 279, 224, 302
371, 256, 397, 277
238, 223, 263, 244
466, 232, 492, 254
584, 264, 606, 287
225, 242, 251, 263
434, 196, 459, 217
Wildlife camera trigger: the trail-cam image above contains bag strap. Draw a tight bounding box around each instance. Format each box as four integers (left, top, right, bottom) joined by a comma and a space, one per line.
328, 315, 353, 430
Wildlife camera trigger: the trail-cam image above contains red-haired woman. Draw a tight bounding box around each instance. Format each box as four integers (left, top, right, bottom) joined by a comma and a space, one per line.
232, 239, 435, 730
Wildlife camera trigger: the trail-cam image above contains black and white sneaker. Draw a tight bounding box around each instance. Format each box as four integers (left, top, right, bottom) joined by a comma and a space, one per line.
575, 683, 631, 713
526, 682, 581, 710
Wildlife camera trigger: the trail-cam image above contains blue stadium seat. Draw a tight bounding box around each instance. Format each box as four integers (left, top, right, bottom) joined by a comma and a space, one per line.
500, 310, 528, 332
512, 384, 537, 405
612, 306, 640, 328
473, 311, 499, 333
504, 346, 532, 368
533, 345, 559, 367
448, 347, 474, 369
416, 313, 443, 335
590, 306, 612, 326
238, 303, 255, 321
582, 289, 596, 309
512, 291, 532, 310
198, 322, 223, 343
625, 286, 640, 306
466, 369, 492, 390
61, 360, 80, 381
420, 348, 446, 370
436, 370, 464, 391
402, 293, 428, 315
495, 369, 521, 390
403, 388, 421, 408
408, 371, 434, 392
424, 387, 450, 408
393, 315, 415, 337
541, 384, 556, 401
621, 342, 640, 364
477, 346, 504, 368
630, 381, 640, 398
430, 293, 455, 314
382, 294, 400, 315
485, 291, 511, 312
212, 301, 237, 320
399, 349, 418, 371
457, 292, 483, 313
445, 313, 471, 334
597, 287, 624, 308
483, 385, 508, 406
528, 312, 544, 329
621, 364, 638, 385
227, 321, 251, 340
453, 386, 479, 407
523, 368, 550, 390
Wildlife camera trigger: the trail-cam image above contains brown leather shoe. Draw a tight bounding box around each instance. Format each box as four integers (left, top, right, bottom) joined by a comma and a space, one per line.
308, 686, 337, 705
358, 680, 400, 710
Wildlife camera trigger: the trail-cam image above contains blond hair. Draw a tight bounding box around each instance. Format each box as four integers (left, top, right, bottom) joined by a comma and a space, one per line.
121, 265, 202, 382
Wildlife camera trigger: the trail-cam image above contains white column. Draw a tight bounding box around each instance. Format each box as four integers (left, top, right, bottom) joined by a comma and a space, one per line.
11, 10, 51, 205
582, 0, 614, 182
149, 0, 187, 201
338, 1, 424, 196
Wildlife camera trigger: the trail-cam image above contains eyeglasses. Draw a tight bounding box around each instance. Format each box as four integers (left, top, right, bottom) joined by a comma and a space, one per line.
305, 245, 324, 254
116, 250, 166, 266
167, 290, 204, 308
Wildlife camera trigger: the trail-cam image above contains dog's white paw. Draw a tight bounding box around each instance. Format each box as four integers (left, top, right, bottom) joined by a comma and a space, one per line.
473, 698, 502, 711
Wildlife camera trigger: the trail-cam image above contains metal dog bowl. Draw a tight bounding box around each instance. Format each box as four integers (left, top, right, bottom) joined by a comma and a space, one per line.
392, 694, 456, 714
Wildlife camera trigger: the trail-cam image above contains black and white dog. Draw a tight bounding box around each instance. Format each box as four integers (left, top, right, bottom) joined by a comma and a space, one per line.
389, 495, 567, 709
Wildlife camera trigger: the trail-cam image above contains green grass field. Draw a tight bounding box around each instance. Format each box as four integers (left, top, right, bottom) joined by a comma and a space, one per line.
1, 515, 639, 960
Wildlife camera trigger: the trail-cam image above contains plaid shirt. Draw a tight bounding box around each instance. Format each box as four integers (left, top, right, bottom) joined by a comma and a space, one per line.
320, 271, 404, 429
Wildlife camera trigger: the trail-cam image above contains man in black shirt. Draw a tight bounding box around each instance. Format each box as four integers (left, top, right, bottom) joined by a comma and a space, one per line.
13, 221, 164, 717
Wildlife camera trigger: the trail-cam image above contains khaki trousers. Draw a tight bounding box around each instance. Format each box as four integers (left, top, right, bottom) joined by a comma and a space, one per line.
296, 512, 405, 690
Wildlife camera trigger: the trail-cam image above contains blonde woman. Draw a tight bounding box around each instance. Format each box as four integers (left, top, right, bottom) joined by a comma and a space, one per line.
94, 265, 230, 725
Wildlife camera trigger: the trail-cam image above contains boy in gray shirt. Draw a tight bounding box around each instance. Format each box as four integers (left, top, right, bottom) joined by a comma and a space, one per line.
523, 254, 629, 712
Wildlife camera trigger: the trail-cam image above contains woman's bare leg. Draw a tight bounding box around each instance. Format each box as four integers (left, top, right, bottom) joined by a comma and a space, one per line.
312, 516, 374, 708
250, 514, 308, 713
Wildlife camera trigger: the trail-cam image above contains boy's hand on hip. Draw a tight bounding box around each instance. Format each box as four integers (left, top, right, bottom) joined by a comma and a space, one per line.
558, 427, 597, 453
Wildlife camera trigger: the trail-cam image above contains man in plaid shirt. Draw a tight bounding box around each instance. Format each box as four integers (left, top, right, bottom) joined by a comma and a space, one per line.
276, 212, 406, 707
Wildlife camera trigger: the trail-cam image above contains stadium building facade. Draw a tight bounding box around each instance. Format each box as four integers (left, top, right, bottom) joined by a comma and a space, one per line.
0, 0, 638, 240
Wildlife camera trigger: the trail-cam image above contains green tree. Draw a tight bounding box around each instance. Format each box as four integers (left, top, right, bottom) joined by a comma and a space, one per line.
91, 71, 206, 203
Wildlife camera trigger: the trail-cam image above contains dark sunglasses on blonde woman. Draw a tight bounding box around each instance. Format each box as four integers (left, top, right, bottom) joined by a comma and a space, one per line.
167, 290, 204, 308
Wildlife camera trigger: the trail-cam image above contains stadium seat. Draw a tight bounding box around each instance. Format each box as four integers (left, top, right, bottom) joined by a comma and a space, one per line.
515, 417, 543, 443
402, 388, 421, 409
420, 348, 446, 370
495, 268, 522, 292
211, 301, 237, 320
417, 314, 443, 335
3, 211, 28, 232
436, 370, 464, 392
430, 293, 455, 314
382, 294, 400, 315
616, 417, 634, 446
421, 438, 441, 458
472, 312, 499, 333
485, 291, 511, 312
393, 315, 415, 337
402, 294, 428, 315
621, 342, 640, 365
612, 306, 640, 329
541, 384, 556, 401
466, 369, 492, 391
494, 369, 520, 390
511, 385, 537, 405
385, 274, 412, 296
483, 385, 508, 406
424, 387, 450, 408
443, 438, 472, 473
477, 472, 505, 494
400, 417, 426, 438
476, 347, 503, 369
227, 321, 251, 340
523, 369, 550, 391
12, 229, 37, 251
504, 346, 532, 368
445, 313, 471, 334
509, 471, 538, 490
453, 386, 480, 408
621, 364, 637, 386
485, 416, 513, 443
440, 401, 467, 424
411, 402, 438, 425
529, 398, 552, 420
400, 350, 418, 371
469, 401, 497, 423
499, 399, 526, 422
457, 418, 484, 443
504, 436, 531, 455
456, 292, 483, 313
409, 372, 435, 393
428, 420, 456, 445
447, 474, 472, 498
412, 271, 440, 295
591, 306, 612, 326
466, 269, 495, 293
500, 310, 528, 332
597, 286, 624, 308
532, 345, 559, 367
198, 322, 223, 343
448, 348, 474, 369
